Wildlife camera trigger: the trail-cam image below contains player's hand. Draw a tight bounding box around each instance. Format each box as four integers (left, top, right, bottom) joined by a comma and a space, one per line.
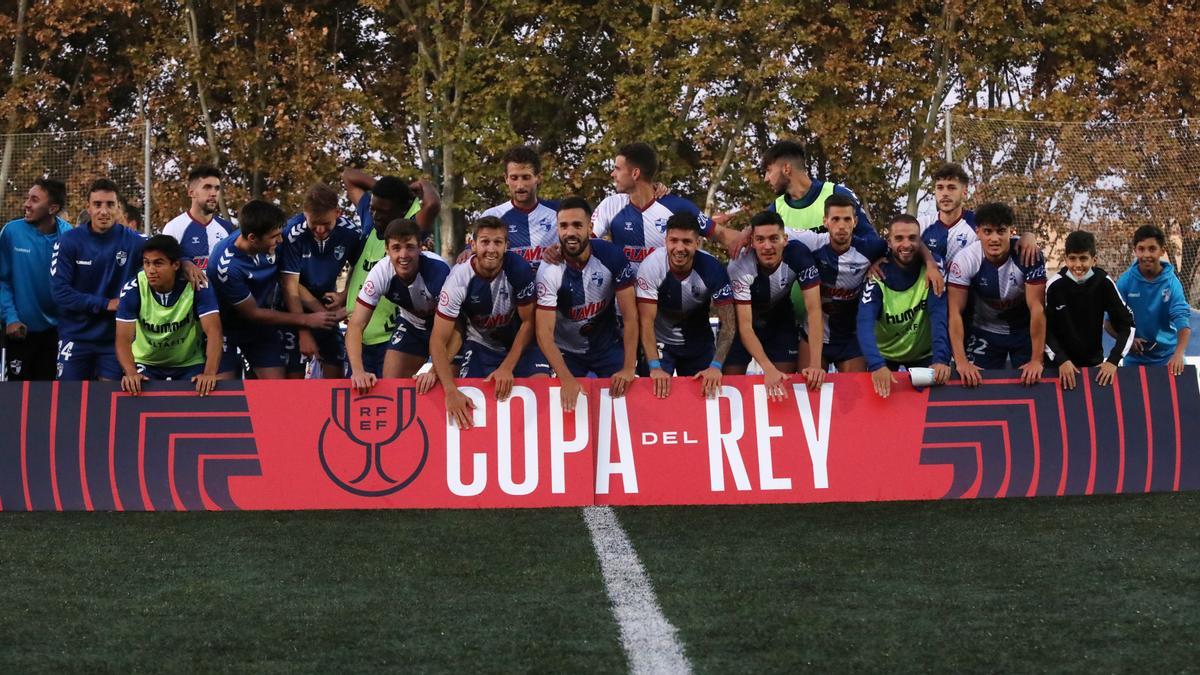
1058, 360, 1079, 390
1095, 361, 1118, 386
650, 367, 671, 399
1169, 353, 1187, 377
455, 245, 472, 265
723, 226, 752, 258
542, 243, 563, 265
763, 367, 791, 401
351, 370, 377, 394
485, 365, 515, 401
121, 372, 147, 396
867, 259, 884, 283
322, 291, 342, 307
106, 298, 120, 311
609, 366, 636, 398
560, 376, 583, 412
304, 311, 340, 330
1019, 358, 1044, 386
925, 264, 946, 297
1017, 232, 1040, 267
180, 260, 209, 289
329, 306, 348, 323
800, 366, 825, 391
445, 387, 476, 429
932, 362, 951, 385
4, 321, 27, 339
956, 358, 982, 388
192, 373, 218, 396
651, 182, 671, 200
1131, 338, 1147, 354
693, 366, 722, 399
871, 367, 897, 398
711, 211, 734, 227
299, 330, 318, 359
414, 370, 438, 394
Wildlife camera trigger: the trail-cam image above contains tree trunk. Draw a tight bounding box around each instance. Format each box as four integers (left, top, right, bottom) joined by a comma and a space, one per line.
704, 87, 758, 214
0, 0, 30, 208
184, 0, 230, 218
439, 140, 457, 258
905, 0, 955, 215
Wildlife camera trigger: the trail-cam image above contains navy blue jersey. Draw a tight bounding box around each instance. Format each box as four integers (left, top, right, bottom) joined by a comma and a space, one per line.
536, 239, 635, 356
636, 249, 732, 346
163, 212, 237, 270
480, 200, 559, 269
280, 213, 364, 296
436, 252, 536, 351
51, 223, 145, 343
206, 233, 282, 339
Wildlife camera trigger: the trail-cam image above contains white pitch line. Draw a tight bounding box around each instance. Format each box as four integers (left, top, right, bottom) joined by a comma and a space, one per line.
582, 506, 693, 675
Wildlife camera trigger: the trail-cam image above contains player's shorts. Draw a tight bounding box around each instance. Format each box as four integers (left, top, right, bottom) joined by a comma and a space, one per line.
360, 341, 388, 377
726, 322, 799, 368
823, 330, 863, 364
218, 329, 288, 374
385, 317, 431, 359
56, 339, 122, 381
283, 328, 345, 374
965, 328, 1033, 370
457, 340, 552, 379
561, 341, 625, 378
136, 362, 204, 381
646, 341, 716, 377
884, 355, 933, 371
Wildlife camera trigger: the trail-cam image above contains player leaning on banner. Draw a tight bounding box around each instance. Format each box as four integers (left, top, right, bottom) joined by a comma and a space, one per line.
857, 215, 952, 398
636, 212, 736, 399
1113, 225, 1192, 376
115, 235, 222, 396
536, 197, 639, 411
1043, 230, 1135, 390
724, 211, 826, 398
347, 219, 450, 392
947, 202, 1047, 387
417, 216, 549, 428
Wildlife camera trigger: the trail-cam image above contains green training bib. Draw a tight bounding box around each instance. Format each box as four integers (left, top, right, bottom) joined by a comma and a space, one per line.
872, 272, 932, 365
132, 271, 204, 367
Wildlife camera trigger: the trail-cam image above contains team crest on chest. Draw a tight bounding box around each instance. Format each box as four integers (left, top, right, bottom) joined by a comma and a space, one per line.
115, 250, 128, 267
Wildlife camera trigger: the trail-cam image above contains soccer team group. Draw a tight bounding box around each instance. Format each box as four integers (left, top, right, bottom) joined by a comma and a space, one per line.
0, 140, 1192, 424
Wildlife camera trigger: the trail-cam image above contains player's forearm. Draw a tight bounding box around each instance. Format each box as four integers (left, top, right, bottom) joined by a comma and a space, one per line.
345, 321, 368, 374
805, 309, 823, 368
1028, 307, 1046, 364
621, 318, 639, 370
1173, 328, 1192, 357
428, 339, 460, 390
500, 320, 535, 372
115, 325, 138, 376
201, 320, 223, 376
536, 318, 572, 379
949, 313, 968, 364
736, 310, 773, 370
298, 285, 327, 313
239, 305, 309, 329
638, 311, 661, 363
713, 304, 736, 364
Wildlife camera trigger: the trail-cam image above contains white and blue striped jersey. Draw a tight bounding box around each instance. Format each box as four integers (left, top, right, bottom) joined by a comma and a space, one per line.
919, 210, 976, 266
163, 212, 237, 271
480, 200, 559, 269
635, 249, 732, 346
436, 252, 536, 352
356, 251, 451, 332
591, 194, 714, 270
787, 229, 888, 340
536, 239, 635, 355
948, 239, 1046, 335
728, 241, 820, 329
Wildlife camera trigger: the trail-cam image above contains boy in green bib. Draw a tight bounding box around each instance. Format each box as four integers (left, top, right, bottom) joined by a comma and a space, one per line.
115, 235, 223, 395
857, 215, 951, 398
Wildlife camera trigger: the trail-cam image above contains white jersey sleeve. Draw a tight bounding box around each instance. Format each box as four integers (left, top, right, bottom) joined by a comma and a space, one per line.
536, 263, 564, 309
591, 194, 628, 239
635, 249, 669, 302
162, 212, 191, 243
947, 241, 983, 287
727, 251, 758, 304
785, 228, 830, 250
436, 262, 471, 320
356, 258, 393, 308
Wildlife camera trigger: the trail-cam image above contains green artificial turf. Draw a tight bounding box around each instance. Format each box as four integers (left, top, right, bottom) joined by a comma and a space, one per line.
0, 509, 624, 674
617, 493, 1200, 673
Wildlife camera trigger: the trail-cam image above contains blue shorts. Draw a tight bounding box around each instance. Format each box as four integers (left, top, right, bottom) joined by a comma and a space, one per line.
966, 328, 1032, 370
360, 341, 388, 377
56, 339, 122, 381
643, 341, 716, 376
137, 362, 204, 381
458, 341, 552, 378
823, 330, 863, 364
726, 323, 799, 368
386, 317, 431, 359
218, 329, 288, 374
283, 328, 346, 374
562, 341, 626, 378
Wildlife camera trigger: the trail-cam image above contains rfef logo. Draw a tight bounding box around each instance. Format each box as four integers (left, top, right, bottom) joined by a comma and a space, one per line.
318, 387, 428, 497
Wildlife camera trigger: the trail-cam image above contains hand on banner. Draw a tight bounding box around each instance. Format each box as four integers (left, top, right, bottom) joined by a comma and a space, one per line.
763, 367, 791, 401
351, 370, 377, 394
871, 367, 897, 398
485, 365, 515, 401
560, 376, 583, 412
801, 366, 825, 391
955, 358, 982, 388
446, 387, 476, 429
650, 366, 671, 398
932, 362, 951, 385
414, 371, 438, 394
693, 366, 722, 399
1095, 361, 1117, 386
192, 373, 218, 397
610, 367, 636, 398
1058, 360, 1079, 390
121, 371, 147, 396
1169, 352, 1187, 377
1019, 358, 1044, 386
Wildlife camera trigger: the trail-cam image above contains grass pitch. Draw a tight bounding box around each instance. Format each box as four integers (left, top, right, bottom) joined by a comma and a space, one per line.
2, 494, 1198, 673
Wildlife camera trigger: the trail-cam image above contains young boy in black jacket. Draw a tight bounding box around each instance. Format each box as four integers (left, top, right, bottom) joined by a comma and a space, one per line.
1044, 230, 1135, 389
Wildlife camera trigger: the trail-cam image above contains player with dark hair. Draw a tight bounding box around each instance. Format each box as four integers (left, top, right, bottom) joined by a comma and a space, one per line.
0, 178, 73, 380
1115, 225, 1191, 375
1044, 230, 1135, 389
536, 196, 639, 411
636, 212, 736, 399
207, 200, 340, 380
417, 216, 548, 428
857, 214, 952, 398
51, 178, 146, 380
725, 210, 826, 397
591, 142, 714, 274
347, 219, 451, 392
279, 183, 361, 379
341, 168, 441, 376
115, 235, 222, 395
163, 165, 236, 270
947, 202, 1047, 387
919, 162, 976, 264
479, 145, 559, 268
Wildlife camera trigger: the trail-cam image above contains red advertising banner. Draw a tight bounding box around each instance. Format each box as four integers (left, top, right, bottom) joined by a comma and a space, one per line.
1, 367, 1197, 511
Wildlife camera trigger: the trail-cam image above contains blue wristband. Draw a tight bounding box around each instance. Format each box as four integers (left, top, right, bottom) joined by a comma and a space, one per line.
648, 359, 662, 370
710, 360, 723, 369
